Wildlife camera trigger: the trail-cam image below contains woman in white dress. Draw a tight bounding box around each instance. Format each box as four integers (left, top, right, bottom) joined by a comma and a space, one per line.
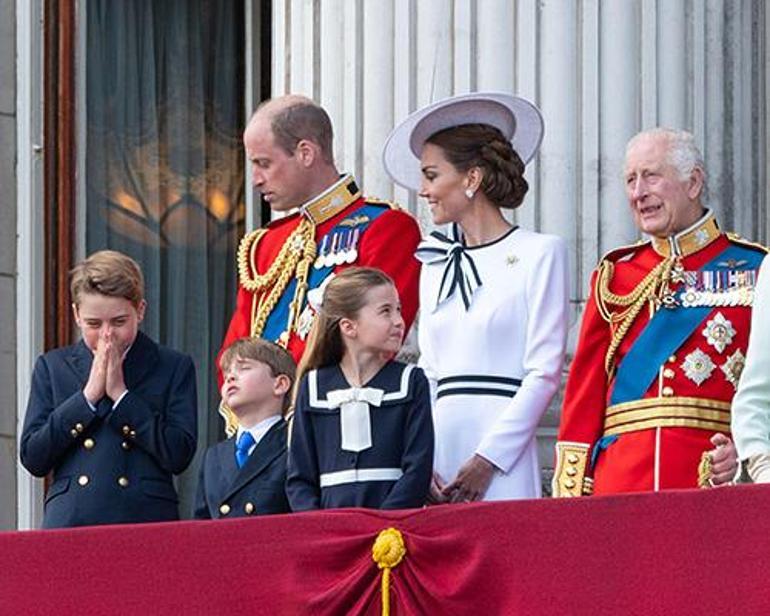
383, 92, 569, 502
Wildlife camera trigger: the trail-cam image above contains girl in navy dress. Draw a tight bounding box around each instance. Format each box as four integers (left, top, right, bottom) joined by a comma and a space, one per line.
286, 267, 434, 510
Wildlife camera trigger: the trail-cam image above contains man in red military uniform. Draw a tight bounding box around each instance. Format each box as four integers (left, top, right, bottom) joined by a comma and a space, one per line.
218, 95, 421, 433
553, 128, 766, 496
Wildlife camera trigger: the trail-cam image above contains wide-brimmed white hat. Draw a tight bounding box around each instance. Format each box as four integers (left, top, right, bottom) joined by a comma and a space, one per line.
382, 91, 544, 191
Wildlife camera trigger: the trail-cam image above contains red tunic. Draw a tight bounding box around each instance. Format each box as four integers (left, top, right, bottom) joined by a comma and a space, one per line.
219, 195, 421, 383
554, 216, 765, 496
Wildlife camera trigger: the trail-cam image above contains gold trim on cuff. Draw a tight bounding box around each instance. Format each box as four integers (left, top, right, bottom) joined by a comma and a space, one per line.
552, 442, 591, 497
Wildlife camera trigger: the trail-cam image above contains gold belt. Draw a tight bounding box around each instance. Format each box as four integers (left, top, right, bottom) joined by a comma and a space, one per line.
603, 396, 731, 436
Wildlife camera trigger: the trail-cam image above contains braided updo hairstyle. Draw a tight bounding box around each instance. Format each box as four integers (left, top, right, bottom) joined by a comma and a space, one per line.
425, 123, 529, 209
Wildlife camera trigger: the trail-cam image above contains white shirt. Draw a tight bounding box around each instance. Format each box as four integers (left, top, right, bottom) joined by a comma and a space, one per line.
236, 415, 283, 457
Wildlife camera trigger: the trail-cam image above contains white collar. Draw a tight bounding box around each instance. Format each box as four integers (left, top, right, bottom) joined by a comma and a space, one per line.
236, 415, 282, 449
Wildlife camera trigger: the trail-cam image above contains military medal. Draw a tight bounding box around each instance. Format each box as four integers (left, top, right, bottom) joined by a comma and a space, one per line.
332, 232, 347, 266
315, 235, 330, 269
680, 268, 757, 307
345, 228, 360, 264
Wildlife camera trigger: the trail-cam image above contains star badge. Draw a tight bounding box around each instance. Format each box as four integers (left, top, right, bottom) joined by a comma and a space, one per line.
681, 349, 716, 386
702, 312, 736, 353
721, 349, 746, 389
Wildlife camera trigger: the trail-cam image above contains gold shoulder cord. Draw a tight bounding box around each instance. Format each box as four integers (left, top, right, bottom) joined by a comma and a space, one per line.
726, 232, 769, 254
596, 256, 677, 376
236, 218, 317, 343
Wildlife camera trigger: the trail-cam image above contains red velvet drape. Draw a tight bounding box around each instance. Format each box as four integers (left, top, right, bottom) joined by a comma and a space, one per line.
3, 486, 770, 615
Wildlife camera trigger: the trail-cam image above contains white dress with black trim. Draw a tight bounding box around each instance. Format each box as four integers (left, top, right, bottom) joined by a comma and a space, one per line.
286, 360, 434, 510
417, 225, 569, 499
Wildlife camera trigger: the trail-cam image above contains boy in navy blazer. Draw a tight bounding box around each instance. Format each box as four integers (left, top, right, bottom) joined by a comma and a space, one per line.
194, 338, 294, 519
20, 250, 198, 528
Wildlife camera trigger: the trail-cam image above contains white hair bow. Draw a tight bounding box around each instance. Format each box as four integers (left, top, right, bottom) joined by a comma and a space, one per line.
326, 386, 384, 452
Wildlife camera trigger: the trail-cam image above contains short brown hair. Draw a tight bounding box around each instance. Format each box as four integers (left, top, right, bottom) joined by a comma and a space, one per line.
70, 250, 144, 307
220, 337, 297, 412
262, 98, 335, 164
426, 123, 529, 209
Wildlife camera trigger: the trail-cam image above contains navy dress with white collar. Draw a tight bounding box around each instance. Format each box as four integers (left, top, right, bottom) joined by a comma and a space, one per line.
287, 360, 433, 510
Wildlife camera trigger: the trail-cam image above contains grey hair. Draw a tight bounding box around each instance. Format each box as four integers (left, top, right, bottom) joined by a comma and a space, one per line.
626, 128, 708, 199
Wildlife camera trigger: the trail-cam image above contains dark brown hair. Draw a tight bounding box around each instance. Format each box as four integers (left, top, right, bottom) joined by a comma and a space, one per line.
295, 267, 395, 395
426, 123, 529, 209
70, 250, 144, 307
221, 337, 297, 413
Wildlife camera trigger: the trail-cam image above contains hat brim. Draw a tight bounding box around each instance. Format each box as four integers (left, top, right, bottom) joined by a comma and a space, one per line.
382, 92, 544, 191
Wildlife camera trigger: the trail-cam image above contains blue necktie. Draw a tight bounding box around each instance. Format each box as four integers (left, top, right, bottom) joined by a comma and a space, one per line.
235, 431, 256, 468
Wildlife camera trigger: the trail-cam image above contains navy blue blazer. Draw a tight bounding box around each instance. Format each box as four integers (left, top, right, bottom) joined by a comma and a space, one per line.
193, 419, 290, 519
20, 331, 198, 528
287, 361, 434, 511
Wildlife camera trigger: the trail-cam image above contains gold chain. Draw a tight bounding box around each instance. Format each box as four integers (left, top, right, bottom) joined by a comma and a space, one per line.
238, 218, 317, 341
597, 256, 677, 375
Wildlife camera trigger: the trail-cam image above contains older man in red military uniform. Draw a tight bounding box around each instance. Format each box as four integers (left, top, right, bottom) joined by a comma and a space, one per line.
553, 128, 766, 496
218, 96, 421, 433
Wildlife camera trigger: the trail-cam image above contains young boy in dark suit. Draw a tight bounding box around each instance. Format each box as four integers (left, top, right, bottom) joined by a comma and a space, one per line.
194, 338, 295, 519
20, 250, 198, 528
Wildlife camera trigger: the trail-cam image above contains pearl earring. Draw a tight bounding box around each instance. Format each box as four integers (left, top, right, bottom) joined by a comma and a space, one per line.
465, 189, 475, 199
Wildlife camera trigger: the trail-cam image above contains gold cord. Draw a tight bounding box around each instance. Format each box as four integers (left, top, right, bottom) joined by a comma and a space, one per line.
596, 256, 679, 375
237, 219, 317, 341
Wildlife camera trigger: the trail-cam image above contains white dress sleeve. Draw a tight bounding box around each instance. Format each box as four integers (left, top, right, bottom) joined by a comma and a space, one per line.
417, 267, 439, 406
475, 235, 569, 472
731, 255, 770, 460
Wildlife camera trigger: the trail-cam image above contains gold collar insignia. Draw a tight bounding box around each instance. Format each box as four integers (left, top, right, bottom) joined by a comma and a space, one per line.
300, 175, 361, 226
651, 211, 720, 258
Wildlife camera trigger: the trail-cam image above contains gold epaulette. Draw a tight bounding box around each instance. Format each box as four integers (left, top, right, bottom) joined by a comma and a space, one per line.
726, 232, 769, 254
597, 240, 647, 267
363, 196, 404, 211
552, 442, 592, 497
593, 240, 648, 323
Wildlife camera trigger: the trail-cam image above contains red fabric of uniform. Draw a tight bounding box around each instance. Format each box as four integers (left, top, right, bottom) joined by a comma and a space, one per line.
559, 233, 763, 493
3, 486, 770, 615
218, 199, 421, 386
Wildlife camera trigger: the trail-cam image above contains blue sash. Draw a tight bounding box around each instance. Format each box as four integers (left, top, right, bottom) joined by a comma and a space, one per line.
609, 243, 764, 405
262, 204, 388, 342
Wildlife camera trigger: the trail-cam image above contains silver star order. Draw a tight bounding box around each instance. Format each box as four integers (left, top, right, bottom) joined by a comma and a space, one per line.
681, 348, 716, 386
702, 312, 736, 353
721, 349, 746, 389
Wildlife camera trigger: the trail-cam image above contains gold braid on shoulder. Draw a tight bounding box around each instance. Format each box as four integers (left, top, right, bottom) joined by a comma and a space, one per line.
236, 218, 317, 341
595, 256, 678, 376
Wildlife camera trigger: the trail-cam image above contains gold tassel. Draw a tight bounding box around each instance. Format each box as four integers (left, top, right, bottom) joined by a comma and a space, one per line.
697, 451, 713, 488
372, 528, 406, 616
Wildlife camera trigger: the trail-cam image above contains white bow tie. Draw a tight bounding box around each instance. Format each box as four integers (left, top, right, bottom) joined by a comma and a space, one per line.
415, 229, 482, 311
326, 387, 384, 452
